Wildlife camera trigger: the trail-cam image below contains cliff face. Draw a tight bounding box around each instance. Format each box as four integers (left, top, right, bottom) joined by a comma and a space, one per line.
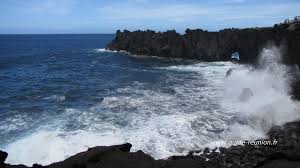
106, 23, 300, 65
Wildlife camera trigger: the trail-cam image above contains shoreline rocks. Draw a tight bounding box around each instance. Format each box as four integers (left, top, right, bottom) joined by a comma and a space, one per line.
2, 121, 300, 168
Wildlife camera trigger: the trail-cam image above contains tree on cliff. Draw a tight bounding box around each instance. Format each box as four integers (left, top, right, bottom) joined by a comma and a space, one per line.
283, 16, 300, 24
293, 16, 300, 23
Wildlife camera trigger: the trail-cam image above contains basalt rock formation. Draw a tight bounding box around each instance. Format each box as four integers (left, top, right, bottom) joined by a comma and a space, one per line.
2, 121, 300, 168
106, 22, 300, 65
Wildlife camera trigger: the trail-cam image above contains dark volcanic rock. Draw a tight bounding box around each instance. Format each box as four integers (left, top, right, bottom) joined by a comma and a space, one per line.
257, 159, 300, 168
0, 151, 8, 162
106, 23, 300, 66
3, 121, 300, 168
46, 143, 158, 168
0, 150, 8, 168
225, 68, 236, 77
291, 77, 300, 100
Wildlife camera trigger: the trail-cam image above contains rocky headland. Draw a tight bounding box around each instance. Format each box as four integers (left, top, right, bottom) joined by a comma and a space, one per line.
106, 22, 300, 65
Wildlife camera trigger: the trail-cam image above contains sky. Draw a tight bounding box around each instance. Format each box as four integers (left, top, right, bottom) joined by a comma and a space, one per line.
0, 0, 299, 34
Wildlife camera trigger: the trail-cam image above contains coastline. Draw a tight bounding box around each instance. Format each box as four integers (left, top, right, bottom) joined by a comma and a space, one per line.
2, 120, 300, 168
106, 22, 300, 65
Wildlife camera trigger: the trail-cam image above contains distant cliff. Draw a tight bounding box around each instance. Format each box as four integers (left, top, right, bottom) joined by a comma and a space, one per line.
106, 22, 300, 65
106, 22, 300, 99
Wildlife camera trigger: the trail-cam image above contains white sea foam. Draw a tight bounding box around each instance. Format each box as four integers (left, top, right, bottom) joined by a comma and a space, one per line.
5, 129, 124, 166
94, 48, 116, 53
0, 113, 33, 133
43, 95, 65, 101
3, 46, 300, 166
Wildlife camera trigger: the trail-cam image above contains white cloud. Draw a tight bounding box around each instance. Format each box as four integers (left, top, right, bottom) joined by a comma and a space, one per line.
217, 3, 300, 21
98, 4, 223, 22
97, 1, 300, 23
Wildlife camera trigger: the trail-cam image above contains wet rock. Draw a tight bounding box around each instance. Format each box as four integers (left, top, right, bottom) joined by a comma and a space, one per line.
93, 97, 104, 102
284, 144, 300, 161
65, 89, 82, 101
47, 143, 149, 168
32, 164, 43, 168
219, 147, 227, 154
118, 143, 132, 152
291, 78, 300, 100
257, 159, 300, 168
238, 88, 254, 102
203, 147, 210, 154
225, 68, 236, 77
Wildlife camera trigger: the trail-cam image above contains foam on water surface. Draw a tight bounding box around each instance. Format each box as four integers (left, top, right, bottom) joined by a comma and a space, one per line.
94, 48, 117, 53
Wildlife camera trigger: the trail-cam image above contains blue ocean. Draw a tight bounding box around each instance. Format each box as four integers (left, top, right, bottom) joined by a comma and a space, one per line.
1, 34, 298, 166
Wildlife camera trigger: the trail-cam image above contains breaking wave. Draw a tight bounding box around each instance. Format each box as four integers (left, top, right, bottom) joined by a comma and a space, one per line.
220, 46, 300, 143
94, 48, 117, 53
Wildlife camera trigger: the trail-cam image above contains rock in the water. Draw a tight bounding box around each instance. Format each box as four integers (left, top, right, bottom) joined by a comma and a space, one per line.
225, 68, 236, 77
238, 88, 254, 102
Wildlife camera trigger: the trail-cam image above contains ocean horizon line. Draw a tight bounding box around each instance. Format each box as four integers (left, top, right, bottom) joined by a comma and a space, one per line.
0, 33, 115, 36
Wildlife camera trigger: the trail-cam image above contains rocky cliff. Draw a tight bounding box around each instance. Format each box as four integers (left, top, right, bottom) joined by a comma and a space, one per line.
2, 121, 300, 168
106, 23, 300, 65
106, 22, 300, 99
